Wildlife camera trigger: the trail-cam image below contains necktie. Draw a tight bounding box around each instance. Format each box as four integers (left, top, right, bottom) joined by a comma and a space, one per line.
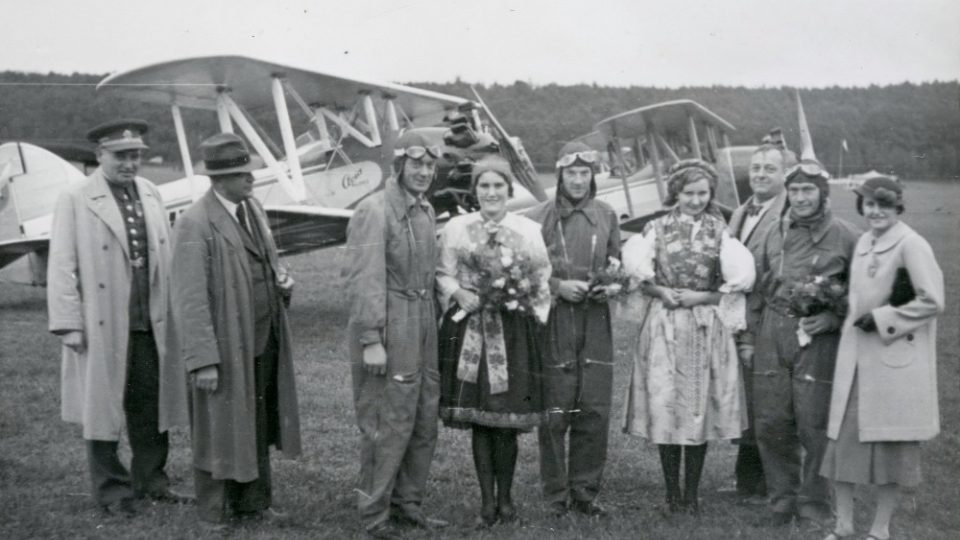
745, 203, 764, 217
235, 201, 249, 234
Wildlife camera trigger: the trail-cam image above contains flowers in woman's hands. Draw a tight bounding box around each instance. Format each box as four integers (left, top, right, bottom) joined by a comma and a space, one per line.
455, 241, 546, 314
500, 246, 514, 267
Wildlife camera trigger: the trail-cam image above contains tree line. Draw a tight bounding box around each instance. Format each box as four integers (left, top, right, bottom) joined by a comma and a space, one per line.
1, 71, 956, 179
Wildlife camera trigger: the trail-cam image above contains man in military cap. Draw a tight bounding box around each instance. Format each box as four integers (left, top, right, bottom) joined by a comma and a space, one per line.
345, 130, 448, 539
529, 141, 620, 517
47, 119, 189, 515
171, 133, 300, 528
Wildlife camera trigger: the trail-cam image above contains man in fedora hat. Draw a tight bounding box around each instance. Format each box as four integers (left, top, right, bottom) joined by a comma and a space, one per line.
171, 133, 301, 527
345, 130, 448, 539
47, 119, 189, 515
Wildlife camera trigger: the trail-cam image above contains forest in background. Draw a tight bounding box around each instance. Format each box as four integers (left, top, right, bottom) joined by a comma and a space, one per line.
0, 71, 957, 179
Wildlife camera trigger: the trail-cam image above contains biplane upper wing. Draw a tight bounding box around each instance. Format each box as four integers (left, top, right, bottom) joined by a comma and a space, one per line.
595, 99, 736, 140
262, 205, 354, 256
97, 55, 467, 124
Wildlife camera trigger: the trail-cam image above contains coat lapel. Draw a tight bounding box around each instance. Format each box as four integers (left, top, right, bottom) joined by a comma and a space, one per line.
746, 191, 787, 245
83, 170, 129, 259
204, 190, 246, 253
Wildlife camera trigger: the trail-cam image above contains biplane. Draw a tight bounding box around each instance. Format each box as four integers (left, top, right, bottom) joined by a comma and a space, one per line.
567, 99, 745, 231
0, 55, 547, 285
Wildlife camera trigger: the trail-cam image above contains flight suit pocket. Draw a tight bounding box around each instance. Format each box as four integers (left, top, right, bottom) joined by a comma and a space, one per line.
384, 371, 420, 426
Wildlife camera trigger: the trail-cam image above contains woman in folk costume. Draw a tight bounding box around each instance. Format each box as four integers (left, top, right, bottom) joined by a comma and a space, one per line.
621, 159, 755, 513
820, 178, 944, 540
437, 156, 552, 526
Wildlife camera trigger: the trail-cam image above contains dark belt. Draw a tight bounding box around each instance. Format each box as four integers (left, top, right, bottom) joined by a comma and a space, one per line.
388, 288, 432, 300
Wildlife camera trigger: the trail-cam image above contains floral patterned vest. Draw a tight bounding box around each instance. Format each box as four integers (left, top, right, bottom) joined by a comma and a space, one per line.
647, 210, 723, 291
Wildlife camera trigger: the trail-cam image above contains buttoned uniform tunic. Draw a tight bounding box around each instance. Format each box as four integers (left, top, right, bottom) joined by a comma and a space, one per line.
345, 177, 439, 530
827, 221, 943, 443
527, 195, 620, 505
47, 169, 187, 441
171, 190, 301, 483
751, 207, 858, 516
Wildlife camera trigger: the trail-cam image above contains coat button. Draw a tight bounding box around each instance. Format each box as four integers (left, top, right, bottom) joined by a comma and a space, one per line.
160, 239, 166, 245
99, 320, 104, 326
102, 245, 108, 250
887, 327, 895, 335
907, 333, 914, 342
99, 283, 105, 289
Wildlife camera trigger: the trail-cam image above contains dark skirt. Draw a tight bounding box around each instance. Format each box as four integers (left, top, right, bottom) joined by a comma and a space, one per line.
439, 306, 544, 430
820, 371, 921, 487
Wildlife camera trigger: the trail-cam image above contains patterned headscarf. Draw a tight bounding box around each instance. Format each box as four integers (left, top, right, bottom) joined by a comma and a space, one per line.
663, 159, 718, 207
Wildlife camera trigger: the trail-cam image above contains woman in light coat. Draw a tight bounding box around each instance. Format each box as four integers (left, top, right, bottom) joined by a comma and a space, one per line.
820, 177, 944, 540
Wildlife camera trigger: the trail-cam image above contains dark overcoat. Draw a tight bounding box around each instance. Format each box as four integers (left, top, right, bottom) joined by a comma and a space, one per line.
172, 189, 301, 482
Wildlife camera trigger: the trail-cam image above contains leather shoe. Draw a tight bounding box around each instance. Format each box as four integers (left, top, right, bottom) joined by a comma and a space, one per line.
755, 511, 793, 527
101, 497, 137, 517
365, 522, 405, 540
393, 510, 449, 529
497, 502, 517, 523
198, 520, 232, 533
237, 507, 289, 523
146, 488, 195, 504
571, 500, 608, 517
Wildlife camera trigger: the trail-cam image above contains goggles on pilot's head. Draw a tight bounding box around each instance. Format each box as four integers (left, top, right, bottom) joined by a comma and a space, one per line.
786, 160, 829, 180
394, 145, 443, 160
555, 150, 598, 169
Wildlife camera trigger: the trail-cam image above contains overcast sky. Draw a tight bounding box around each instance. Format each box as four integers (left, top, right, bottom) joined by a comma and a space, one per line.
4, 0, 957, 87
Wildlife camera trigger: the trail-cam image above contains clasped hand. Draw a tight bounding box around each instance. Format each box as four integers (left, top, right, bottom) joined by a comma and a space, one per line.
655, 286, 710, 309
799, 311, 841, 336
194, 366, 219, 392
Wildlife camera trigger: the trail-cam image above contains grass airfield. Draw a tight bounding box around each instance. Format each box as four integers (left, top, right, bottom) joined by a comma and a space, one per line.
1, 180, 958, 539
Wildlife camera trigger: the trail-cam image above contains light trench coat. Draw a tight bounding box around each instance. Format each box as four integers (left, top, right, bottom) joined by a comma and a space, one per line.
827, 221, 944, 442
47, 170, 187, 441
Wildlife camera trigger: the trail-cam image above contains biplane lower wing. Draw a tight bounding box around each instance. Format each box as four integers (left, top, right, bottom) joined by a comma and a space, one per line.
263, 205, 354, 256
0, 237, 48, 270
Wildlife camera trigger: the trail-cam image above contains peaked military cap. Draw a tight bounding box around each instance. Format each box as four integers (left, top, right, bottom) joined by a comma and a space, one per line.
86, 118, 149, 152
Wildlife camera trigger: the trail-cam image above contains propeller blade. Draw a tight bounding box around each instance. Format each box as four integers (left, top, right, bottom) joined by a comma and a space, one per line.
470, 86, 548, 201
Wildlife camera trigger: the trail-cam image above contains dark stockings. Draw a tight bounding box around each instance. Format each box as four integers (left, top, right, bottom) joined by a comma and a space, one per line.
472, 426, 519, 524
658, 443, 707, 513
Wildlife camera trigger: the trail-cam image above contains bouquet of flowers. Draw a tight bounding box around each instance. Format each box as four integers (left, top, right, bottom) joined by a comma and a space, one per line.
452, 240, 546, 321
784, 274, 847, 346
588, 256, 633, 300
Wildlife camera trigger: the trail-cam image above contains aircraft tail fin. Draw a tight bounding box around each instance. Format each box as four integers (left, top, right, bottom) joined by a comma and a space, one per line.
796, 90, 818, 162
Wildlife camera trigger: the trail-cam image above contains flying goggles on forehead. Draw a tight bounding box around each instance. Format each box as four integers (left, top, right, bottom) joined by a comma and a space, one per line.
394, 145, 442, 160
555, 150, 598, 169
786, 161, 829, 180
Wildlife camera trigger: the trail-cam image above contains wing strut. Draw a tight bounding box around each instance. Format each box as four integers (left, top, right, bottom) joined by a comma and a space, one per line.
216, 93, 234, 133
608, 123, 636, 217
220, 92, 307, 202
646, 122, 667, 203
687, 114, 702, 160
170, 104, 199, 202
271, 77, 306, 200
